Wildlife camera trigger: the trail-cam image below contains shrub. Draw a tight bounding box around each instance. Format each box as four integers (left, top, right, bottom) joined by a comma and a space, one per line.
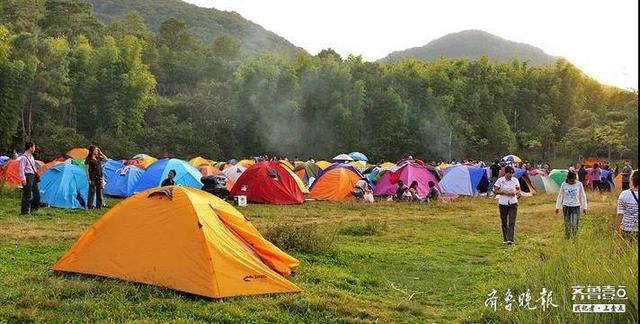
262, 222, 334, 253
339, 218, 388, 236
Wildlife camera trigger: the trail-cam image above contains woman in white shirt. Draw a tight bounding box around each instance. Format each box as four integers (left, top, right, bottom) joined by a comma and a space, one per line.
617, 170, 638, 241
555, 171, 587, 239
494, 166, 521, 245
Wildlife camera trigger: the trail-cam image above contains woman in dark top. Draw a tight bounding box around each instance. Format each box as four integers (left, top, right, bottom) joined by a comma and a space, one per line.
86, 145, 107, 209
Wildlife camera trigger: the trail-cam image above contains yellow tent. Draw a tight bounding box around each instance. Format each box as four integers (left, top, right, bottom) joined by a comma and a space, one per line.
189, 156, 213, 168
66, 148, 89, 160
279, 160, 295, 170
379, 162, 396, 169
52, 186, 301, 298
237, 159, 256, 167
132, 154, 158, 169
348, 160, 369, 171
315, 160, 332, 170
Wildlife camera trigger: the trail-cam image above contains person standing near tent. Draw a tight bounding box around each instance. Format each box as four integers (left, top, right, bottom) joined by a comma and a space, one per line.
161, 169, 176, 187
488, 159, 502, 196
620, 161, 633, 190
494, 166, 521, 245
616, 170, 638, 241
578, 164, 588, 188
591, 163, 602, 191
86, 145, 107, 209
555, 172, 588, 239
19, 142, 40, 215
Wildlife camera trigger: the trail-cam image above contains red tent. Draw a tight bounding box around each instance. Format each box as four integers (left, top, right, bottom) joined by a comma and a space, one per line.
0, 159, 22, 186
230, 161, 305, 205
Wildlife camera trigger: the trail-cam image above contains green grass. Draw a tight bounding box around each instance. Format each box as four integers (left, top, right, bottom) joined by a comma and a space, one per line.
0, 188, 636, 323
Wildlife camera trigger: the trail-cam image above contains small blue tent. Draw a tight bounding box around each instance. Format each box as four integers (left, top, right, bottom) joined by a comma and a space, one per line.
102, 159, 124, 183
440, 166, 489, 196
133, 158, 203, 193
104, 166, 145, 197
39, 163, 88, 209
349, 152, 368, 162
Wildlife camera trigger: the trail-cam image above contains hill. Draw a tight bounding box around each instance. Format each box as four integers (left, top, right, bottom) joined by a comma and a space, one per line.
379, 29, 557, 65
85, 0, 305, 56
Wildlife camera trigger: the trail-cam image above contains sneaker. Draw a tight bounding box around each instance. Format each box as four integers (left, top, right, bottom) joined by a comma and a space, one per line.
507, 241, 513, 245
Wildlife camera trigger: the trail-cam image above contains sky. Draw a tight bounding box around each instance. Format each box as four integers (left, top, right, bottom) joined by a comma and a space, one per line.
184, 0, 638, 89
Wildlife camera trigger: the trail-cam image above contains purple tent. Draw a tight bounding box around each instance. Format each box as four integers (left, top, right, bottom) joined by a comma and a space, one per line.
373, 162, 440, 196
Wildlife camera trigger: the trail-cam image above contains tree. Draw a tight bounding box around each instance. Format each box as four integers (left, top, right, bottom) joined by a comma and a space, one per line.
0, 26, 28, 150
24, 36, 72, 140
93, 35, 155, 137
39, 0, 102, 41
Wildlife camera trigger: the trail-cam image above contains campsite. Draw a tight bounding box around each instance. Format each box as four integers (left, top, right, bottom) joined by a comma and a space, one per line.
0, 0, 638, 322
0, 182, 635, 322
0, 151, 638, 322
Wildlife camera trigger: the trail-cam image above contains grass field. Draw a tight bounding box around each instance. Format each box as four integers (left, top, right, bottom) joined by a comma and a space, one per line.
0, 188, 637, 323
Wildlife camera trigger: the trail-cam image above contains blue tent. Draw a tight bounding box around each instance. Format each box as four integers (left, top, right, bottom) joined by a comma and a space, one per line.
349, 152, 368, 162
440, 166, 489, 196
39, 163, 88, 209
104, 166, 145, 197
102, 159, 124, 183
133, 158, 203, 193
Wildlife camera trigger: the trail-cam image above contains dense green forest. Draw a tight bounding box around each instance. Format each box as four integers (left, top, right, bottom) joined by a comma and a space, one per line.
0, 0, 637, 163
86, 0, 304, 57
380, 30, 556, 66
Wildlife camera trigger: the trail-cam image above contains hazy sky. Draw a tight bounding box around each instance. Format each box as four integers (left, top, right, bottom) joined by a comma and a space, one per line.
184, 0, 638, 89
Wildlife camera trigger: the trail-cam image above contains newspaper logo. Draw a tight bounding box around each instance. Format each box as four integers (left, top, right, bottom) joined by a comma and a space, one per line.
572, 285, 627, 313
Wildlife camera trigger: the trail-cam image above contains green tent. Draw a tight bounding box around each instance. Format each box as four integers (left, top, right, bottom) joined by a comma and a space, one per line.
549, 169, 568, 187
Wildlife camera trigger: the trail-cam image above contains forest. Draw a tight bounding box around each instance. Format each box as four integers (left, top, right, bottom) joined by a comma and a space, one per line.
0, 0, 637, 162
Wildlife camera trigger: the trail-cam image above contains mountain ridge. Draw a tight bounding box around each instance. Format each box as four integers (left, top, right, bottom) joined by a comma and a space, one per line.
379, 29, 557, 66
86, 0, 306, 57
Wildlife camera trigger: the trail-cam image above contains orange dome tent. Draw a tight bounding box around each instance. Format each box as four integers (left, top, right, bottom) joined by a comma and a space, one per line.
65, 148, 89, 160
309, 164, 364, 201
37, 160, 64, 175
52, 186, 301, 298
198, 165, 222, 176
0, 160, 22, 186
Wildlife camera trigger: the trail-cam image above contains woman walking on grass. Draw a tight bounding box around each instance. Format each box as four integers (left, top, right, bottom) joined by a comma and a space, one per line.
617, 170, 638, 241
494, 166, 521, 245
555, 172, 587, 239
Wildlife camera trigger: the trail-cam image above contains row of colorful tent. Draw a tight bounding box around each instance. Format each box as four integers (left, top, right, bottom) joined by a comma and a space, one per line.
2, 148, 629, 209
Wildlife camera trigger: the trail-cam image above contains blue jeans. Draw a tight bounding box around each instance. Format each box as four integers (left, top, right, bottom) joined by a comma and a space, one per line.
563, 206, 580, 239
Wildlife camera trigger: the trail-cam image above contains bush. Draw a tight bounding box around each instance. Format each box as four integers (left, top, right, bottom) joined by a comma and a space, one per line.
262, 222, 334, 253
0, 178, 20, 197
339, 218, 388, 236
